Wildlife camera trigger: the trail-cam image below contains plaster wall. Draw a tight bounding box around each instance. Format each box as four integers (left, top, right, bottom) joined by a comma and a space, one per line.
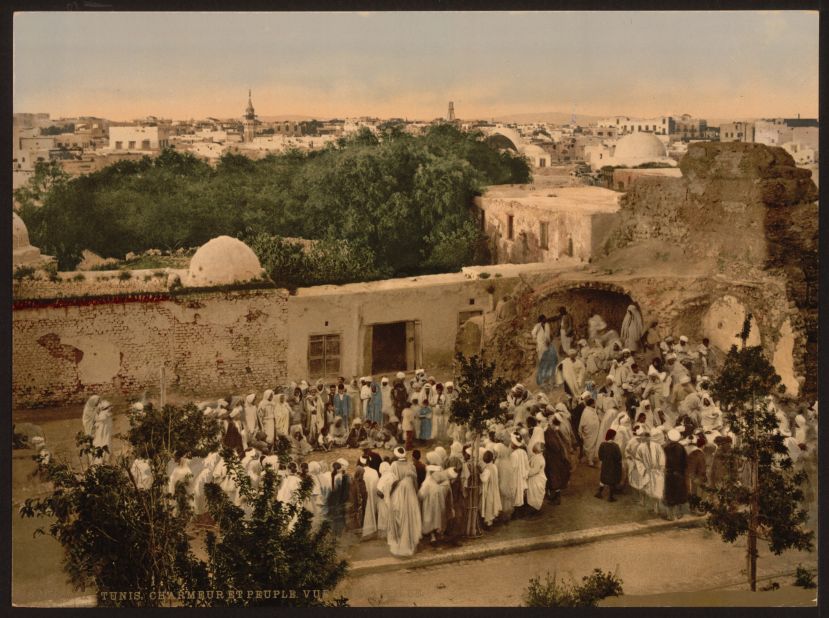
12, 289, 288, 408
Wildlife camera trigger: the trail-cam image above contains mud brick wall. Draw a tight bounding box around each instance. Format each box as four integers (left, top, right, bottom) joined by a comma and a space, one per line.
12, 288, 289, 408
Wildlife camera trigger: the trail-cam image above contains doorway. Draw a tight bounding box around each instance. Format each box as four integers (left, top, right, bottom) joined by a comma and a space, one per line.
371, 322, 408, 374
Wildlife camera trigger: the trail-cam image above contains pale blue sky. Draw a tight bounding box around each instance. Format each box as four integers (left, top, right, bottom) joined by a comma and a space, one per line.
14, 11, 819, 121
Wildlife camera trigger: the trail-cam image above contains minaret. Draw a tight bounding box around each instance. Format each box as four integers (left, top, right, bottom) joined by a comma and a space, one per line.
448, 101, 455, 122
243, 90, 256, 143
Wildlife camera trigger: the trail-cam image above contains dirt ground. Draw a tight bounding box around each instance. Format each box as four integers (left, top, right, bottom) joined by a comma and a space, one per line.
335, 527, 818, 607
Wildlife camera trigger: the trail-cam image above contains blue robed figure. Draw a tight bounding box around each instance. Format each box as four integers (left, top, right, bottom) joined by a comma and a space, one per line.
367, 381, 384, 424
418, 404, 433, 440
536, 345, 558, 388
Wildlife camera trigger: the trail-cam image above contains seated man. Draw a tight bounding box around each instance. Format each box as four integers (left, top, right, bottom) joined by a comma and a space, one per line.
346, 418, 368, 449
290, 430, 313, 459
329, 417, 348, 447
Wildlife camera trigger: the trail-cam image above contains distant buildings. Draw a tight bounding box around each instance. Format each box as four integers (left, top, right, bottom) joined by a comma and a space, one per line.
475, 185, 621, 264
597, 114, 707, 141
718, 117, 818, 163
106, 124, 171, 152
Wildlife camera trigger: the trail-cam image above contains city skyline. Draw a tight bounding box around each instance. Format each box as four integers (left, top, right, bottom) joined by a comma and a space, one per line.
14, 11, 819, 122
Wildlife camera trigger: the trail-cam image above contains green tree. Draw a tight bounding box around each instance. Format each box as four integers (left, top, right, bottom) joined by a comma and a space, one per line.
19, 403, 348, 607
14, 159, 69, 210
448, 353, 511, 536
698, 316, 813, 591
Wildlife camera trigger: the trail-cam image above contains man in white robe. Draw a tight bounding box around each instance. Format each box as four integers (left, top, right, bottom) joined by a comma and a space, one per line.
480, 449, 502, 527
81, 395, 100, 438
556, 348, 585, 402
635, 432, 666, 515
526, 442, 547, 513
385, 447, 422, 557
620, 304, 645, 352
531, 315, 552, 361
92, 400, 113, 464
510, 433, 530, 516
360, 456, 380, 538
380, 377, 394, 424
578, 399, 601, 466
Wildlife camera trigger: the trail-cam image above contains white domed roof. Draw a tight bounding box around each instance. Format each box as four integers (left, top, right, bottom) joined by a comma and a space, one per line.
13, 212, 47, 267
612, 132, 673, 166
186, 236, 264, 287
13, 212, 31, 251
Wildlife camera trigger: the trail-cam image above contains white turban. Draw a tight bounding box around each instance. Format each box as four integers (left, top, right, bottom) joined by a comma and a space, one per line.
336, 457, 349, 470
396, 372, 406, 379
667, 429, 681, 442
510, 433, 523, 447
394, 446, 406, 459
580, 391, 591, 401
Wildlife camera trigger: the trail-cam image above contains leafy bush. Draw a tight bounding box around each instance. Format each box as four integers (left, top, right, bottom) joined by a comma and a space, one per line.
523, 569, 623, 607
247, 233, 390, 289
20, 403, 348, 607
13, 265, 36, 281
118, 270, 132, 281
72, 273, 86, 282
794, 565, 816, 589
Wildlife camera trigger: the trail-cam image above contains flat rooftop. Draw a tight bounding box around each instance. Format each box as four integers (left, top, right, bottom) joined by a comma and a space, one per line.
476, 185, 621, 214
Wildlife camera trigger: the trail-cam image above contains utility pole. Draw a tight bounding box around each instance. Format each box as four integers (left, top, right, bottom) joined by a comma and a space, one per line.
160, 366, 166, 408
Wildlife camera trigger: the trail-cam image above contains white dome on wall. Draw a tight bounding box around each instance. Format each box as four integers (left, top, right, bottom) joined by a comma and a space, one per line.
13, 212, 47, 267
185, 236, 264, 287
610, 132, 676, 168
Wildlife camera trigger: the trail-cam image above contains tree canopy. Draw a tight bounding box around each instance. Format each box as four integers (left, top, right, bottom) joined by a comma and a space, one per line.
17, 124, 530, 277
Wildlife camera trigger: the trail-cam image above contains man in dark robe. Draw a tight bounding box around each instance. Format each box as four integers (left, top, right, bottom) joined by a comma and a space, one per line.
221, 411, 245, 458
326, 462, 349, 535
663, 428, 688, 520
412, 449, 427, 489
543, 414, 571, 504
349, 465, 368, 531
363, 447, 382, 472
686, 434, 708, 513
392, 375, 409, 420
596, 429, 622, 501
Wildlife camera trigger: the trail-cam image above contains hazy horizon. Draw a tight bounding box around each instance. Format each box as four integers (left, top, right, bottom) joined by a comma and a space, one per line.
14, 11, 819, 122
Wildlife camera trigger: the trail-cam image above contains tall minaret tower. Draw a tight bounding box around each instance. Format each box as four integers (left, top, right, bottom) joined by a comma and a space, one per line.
448, 101, 455, 122
243, 90, 256, 143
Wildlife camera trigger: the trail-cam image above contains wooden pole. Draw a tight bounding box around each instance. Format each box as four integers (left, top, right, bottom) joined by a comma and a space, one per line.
160, 366, 166, 408
748, 404, 759, 591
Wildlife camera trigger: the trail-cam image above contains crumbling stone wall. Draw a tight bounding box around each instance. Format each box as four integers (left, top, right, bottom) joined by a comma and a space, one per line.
12, 288, 289, 408
597, 142, 817, 398
483, 272, 798, 395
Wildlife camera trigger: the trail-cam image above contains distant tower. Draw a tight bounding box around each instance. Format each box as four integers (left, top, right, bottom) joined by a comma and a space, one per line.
448, 101, 455, 122
243, 90, 256, 143
570, 105, 577, 127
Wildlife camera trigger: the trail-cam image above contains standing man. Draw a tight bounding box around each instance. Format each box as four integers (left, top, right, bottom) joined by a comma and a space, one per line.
663, 428, 688, 520
392, 373, 409, 422
558, 306, 574, 356
401, 398, 416, 450
334, 383, 352, 427
596, 429, 623, 501
531, 315, 552, 361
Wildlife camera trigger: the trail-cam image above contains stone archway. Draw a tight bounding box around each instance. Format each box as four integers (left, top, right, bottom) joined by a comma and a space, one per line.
484, 280, 642, 383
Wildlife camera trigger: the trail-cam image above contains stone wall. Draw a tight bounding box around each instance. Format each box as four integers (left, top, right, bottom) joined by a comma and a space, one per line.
483, 271, 800, 395
13, 288, 289, 408
597, 142, 818, 398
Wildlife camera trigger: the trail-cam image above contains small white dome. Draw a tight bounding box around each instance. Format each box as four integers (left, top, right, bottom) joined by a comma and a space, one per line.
13, 212, 31, 251
612, 132, 673, 167
13, 212, 46, 267
186, 236, 263, 287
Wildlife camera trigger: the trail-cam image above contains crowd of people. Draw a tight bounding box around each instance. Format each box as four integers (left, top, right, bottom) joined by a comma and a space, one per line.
71, 302, 818, 559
